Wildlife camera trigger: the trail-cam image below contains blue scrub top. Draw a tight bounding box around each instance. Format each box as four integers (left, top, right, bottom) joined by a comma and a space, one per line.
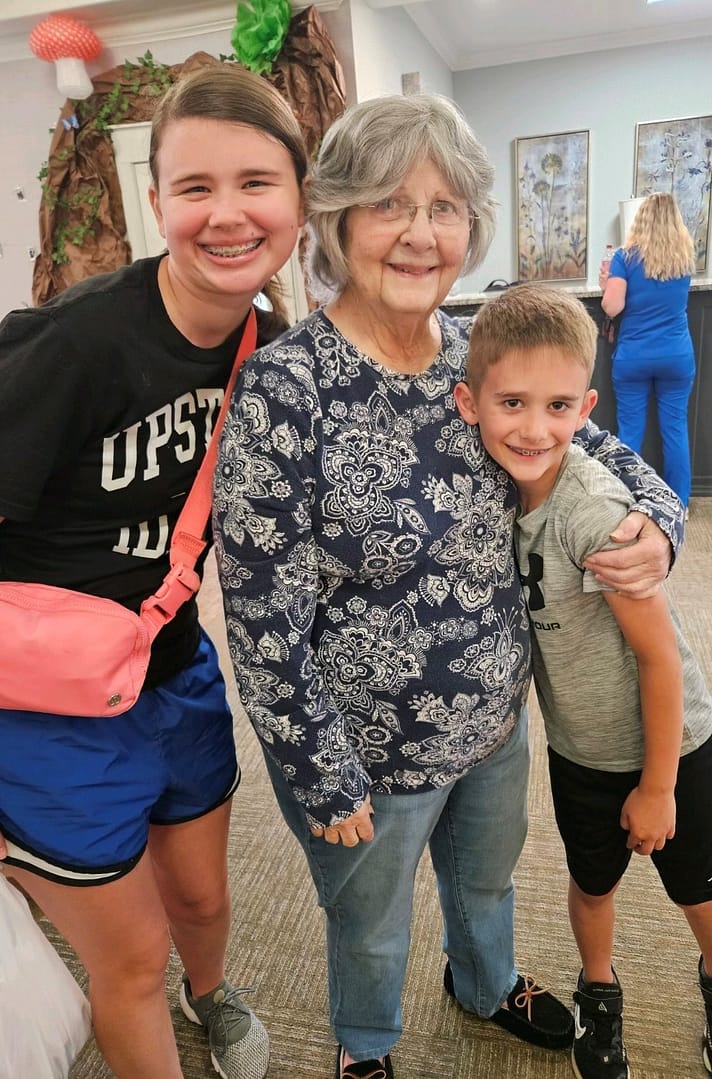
609, 247, 692, 361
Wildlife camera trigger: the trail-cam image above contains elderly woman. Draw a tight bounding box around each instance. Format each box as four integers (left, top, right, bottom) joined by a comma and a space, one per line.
213, 94, 682, 1079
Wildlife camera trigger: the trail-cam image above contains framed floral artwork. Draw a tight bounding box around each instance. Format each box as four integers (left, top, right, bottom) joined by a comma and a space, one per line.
634, 114, 712, 272
515, 129, 589, 282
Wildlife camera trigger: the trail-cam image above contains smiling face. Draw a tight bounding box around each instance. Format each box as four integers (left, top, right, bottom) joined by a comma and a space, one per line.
149, 116, 303, 321
339, 158, 472, 323
454, 346, 598, 511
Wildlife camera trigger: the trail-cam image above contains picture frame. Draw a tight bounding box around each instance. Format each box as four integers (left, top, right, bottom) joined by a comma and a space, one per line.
633, 114, 712, 272
515, 128, 589, 282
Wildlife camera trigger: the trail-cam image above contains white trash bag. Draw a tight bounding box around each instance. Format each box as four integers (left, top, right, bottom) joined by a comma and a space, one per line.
0, 873, 92, 1079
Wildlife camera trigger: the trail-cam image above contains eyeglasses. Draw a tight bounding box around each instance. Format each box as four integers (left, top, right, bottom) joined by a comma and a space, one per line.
360, 196, 476, 230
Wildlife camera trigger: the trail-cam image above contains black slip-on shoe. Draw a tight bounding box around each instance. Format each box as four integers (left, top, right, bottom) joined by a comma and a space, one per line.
443, 960, 574, 1050
334, 1046, 394, 1079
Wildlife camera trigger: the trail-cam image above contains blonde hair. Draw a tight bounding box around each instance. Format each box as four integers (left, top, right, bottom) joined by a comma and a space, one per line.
624, 192, 695, 280
466, 284, 598, 392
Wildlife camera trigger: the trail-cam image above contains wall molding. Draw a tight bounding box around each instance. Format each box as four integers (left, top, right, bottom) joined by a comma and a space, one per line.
405, 5, 712, 71
1, 0, 344, 63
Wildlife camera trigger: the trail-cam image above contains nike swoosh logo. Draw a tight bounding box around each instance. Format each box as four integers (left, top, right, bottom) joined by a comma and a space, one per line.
574, 1007, 587, 1040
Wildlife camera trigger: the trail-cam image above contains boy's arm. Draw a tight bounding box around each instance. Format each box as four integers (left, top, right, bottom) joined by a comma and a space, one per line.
604, 588, 683, 855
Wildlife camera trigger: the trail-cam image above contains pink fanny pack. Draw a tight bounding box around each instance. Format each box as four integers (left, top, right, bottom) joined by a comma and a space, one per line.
0, 308, 256, 718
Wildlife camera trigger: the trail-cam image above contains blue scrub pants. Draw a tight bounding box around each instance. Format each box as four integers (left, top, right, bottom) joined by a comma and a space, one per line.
613, 349, 695, 505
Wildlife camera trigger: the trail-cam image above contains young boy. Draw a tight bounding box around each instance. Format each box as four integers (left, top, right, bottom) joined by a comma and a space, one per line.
454, 284, 712, 1079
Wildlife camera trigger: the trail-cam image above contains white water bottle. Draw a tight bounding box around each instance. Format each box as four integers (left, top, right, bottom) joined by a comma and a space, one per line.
599, 243, 614, 290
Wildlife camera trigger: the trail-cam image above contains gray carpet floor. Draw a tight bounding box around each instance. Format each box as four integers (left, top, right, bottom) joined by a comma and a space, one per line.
40, 496, 712, 1077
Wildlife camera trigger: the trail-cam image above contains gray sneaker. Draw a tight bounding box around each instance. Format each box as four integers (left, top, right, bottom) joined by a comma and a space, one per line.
179, 976, 269, 1079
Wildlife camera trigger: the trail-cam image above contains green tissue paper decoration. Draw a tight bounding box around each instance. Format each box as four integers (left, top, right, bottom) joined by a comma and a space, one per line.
231, 0, 292, 75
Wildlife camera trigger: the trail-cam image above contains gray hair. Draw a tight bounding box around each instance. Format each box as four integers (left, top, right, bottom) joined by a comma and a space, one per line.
306, 93, 497, 301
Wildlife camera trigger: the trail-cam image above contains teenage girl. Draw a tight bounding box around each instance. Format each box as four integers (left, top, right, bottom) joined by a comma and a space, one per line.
0, 64, 305, 1079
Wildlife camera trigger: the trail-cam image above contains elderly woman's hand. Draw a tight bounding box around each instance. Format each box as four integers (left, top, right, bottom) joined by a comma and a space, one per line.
584, 511, 672, 598
310, 795, 374, 847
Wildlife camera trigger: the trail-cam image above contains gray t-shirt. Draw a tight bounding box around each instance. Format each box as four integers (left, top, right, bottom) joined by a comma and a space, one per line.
515, 444, 712, 770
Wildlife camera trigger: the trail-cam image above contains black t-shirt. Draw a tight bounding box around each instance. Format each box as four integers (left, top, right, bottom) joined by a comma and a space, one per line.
0, 255, 282, 686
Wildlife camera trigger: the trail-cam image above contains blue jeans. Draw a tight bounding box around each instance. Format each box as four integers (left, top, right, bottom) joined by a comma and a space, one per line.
612, 350, 695, 505
263, 710, 529, 1061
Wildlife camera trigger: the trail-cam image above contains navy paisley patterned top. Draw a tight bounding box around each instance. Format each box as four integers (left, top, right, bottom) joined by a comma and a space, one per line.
213, 309, 683, 827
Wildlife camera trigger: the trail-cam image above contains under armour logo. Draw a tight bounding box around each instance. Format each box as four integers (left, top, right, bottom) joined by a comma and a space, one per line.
521, 552, 545, 611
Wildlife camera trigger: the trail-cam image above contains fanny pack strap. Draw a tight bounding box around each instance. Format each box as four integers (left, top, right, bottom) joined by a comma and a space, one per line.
139, 307, 257, 638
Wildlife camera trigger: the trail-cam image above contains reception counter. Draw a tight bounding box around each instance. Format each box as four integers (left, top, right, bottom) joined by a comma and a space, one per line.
444, 281, 712, 496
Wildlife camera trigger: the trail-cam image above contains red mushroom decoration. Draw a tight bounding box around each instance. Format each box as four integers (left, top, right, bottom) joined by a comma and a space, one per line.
29, 14, 102, 100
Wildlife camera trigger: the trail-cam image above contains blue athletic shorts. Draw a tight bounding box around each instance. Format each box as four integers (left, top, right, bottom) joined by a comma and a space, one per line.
0, 630, 238, 886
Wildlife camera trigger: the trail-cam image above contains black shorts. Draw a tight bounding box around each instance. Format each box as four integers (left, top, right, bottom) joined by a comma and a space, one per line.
548, 734, 712, 905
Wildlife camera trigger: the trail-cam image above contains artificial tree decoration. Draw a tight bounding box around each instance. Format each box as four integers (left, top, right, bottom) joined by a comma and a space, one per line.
231, 0, 292, 75
29, 15, 102, 100
33, 50, 179, 303
269, 5, 345, 160
33, 8, 345, 307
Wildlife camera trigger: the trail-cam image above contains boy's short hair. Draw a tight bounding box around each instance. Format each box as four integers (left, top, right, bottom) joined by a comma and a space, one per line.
466, 284, 598, 393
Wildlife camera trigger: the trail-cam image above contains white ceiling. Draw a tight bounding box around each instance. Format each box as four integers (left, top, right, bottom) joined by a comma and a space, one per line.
3, 0, 712, 69
393, 0, 712, 71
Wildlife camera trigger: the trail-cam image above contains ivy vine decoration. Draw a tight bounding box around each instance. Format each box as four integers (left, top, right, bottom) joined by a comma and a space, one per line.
37, 51, 172, 266
36, 165, 103, 265
90, 51, 172, 133
231, 0, 292, 75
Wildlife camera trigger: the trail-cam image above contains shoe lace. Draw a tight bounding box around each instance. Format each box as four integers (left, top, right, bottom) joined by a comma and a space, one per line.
202, 984, 255, 1053
512, 974, 549, 1023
